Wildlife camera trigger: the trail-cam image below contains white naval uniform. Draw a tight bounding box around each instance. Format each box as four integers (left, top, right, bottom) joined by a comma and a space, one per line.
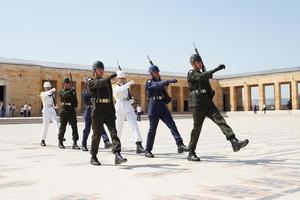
113, 83, 143, 143
40, 89, 59, 140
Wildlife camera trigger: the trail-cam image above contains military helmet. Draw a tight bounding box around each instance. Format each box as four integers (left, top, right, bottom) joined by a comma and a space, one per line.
148, 65, 160, 74
117, 70, 126, 78
92, 61, 104, 71
190, 54, 202, 64
43, 81, 51, 88
63, 77, 71, 84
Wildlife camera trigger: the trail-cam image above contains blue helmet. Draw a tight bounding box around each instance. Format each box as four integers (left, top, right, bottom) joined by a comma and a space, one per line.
148, 65, 160, 74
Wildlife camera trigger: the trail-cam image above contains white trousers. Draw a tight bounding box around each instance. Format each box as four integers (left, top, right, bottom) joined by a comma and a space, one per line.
41, 109, 59, 140
116, 110, 142, 143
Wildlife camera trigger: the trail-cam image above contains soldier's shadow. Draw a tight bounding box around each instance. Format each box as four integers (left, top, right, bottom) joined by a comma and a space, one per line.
115, 163, 189, 171
201, 155, 300, 167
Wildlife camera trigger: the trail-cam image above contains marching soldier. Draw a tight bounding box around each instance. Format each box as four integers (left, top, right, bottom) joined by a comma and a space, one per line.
58, 78, 80, 150
113, 69, 145, 154
88, 61, 127, 165
187, 54, 249, 161
40, 81, 59, 146
82, 84, 113, 151
145, 64, 188, 158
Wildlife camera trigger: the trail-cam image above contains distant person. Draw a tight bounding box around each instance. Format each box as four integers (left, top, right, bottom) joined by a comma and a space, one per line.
23, 102, 28, 117
20, 106, 24, 116
7, 103, 12, 117
0, 101, 5, 117
253, 104, 258, 114
28, 104, 32, 117
12, 104, 16, 117
287, 99, 292, 113
262, 104, 267, 114
136, 104, 142, 121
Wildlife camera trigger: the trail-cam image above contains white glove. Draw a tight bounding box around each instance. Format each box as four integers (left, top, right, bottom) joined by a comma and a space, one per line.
128, 80, 135, 86
51, 88, 56, 92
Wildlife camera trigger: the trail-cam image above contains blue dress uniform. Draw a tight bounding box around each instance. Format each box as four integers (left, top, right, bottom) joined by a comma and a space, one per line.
81, 88, 112, 151
145, 65, 188, 157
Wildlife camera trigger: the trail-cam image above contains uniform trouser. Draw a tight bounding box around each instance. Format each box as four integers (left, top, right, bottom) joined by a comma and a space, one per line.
58, 109, 79, 142
41, 109, 59, 140
188, 103, 235, 154
90, 110, 121, 156
82, 108, 110, 146
145, 107, 183, 152
116, 109, 143, 143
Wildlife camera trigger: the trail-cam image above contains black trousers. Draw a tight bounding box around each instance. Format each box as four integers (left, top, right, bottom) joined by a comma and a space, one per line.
188, 103, 235, 154
90, 109, 121, 156
58, 109, 79, 142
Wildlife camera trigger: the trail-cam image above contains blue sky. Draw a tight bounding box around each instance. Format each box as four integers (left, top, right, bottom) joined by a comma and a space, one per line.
0, 0, 300, 75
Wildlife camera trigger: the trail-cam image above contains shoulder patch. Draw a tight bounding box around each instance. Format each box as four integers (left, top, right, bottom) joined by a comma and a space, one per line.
87, 77, 93, 82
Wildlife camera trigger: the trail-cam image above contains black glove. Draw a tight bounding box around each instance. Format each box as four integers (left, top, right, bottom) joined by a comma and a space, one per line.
217, 64, 225, 70
168, 79, 178, 83
109, 73, 117, 79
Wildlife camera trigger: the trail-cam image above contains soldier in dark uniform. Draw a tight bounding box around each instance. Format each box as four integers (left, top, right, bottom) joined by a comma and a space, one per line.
87, 61, 127, 165
144, 65, 188, 158
187, 54, 249, 161
58, 78, 80, 150
81, 84, 113, 151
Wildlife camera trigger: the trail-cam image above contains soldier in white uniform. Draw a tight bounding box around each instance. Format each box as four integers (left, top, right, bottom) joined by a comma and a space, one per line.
40, 81, 59, 146
113, 70, 145, 154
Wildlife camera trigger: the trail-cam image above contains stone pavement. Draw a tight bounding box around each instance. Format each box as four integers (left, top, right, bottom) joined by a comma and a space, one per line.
0, 113, 299, 200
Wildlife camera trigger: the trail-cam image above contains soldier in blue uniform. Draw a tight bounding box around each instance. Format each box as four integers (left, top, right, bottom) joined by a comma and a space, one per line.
144, 65, 188, 158
81, 84, 113, 151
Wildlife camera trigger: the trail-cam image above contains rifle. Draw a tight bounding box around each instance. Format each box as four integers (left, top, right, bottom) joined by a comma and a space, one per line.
147, 55, 171, 104
193, 42, 206, 72
117, 60, 122, 71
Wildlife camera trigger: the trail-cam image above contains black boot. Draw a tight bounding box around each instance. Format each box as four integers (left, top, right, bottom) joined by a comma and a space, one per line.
58, 141, 65, 149
145, 151, 154, 158
90, 156, 101, 166
187, 152, 201, 162
178, 144, 189, 153
115, 152, 127, 165
104, 141, 113, 149
82, 144, 88, 152
72, 141, 81, 150
136, 142, 145, 154
230, 137, 249, 152
40, 140, 46, 147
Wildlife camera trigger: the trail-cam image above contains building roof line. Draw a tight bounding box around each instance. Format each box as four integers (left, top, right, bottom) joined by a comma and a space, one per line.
0, 56, 187, 77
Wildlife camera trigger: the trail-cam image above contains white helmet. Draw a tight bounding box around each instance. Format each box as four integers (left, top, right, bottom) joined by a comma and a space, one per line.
43, 81, 51, 88
117, 70, 126, 78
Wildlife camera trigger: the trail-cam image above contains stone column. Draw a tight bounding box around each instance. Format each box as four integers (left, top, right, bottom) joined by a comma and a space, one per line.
243, 84, 250, 111
167, 86, 172, 111
274, 82, 281, 110
179, 86, 184, 113
230, 86, 236, 111
291, 79, 298, 110
140, 83, 147, 112
258, 83, 265, 111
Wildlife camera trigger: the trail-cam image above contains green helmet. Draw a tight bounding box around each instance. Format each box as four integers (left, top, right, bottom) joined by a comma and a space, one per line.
190, 54, 202, 64
92, 61, 104, 71
63, 77, 71, 84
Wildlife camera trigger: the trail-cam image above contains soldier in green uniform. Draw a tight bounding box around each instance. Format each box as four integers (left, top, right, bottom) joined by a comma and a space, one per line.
87, 61, 127, 166
58, 77, 80, 150
187, 54, 249, 162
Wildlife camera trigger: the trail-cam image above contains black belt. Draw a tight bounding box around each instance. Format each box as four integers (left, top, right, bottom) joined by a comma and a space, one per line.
95, 99, 110, 104
62, 102, 72, 106
151, 96, 163, 100
191, 89, 208, 94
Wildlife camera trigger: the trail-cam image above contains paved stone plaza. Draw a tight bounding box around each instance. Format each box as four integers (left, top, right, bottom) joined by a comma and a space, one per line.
0, 113, 299, 200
